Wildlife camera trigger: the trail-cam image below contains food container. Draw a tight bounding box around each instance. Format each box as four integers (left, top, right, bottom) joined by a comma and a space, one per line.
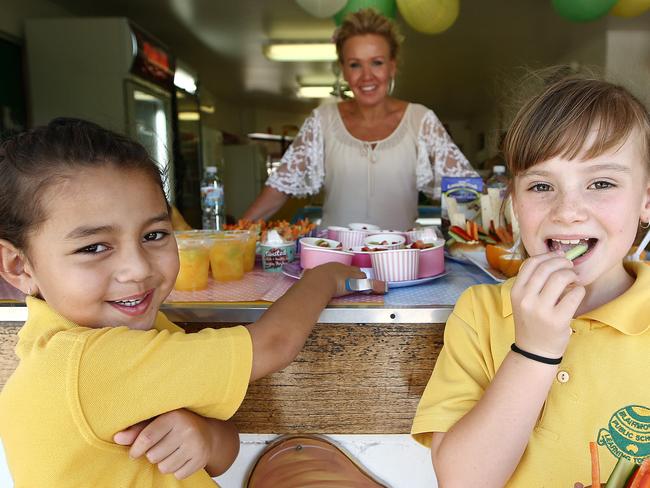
363, 233, 406, 250
299, 237, 341, 249
224, 230, 257, 272
379, 229, 408, 240
327, 226, 348, 241
370, 248, 420, 282
415, 241, 445, 278
406, 227, 443, 245
259, 241, 296, 272
174, 234, 215, 291
299, 237, 341, 265
348, 222, 381, 234
337, 229, 367, 250
210, 234, 247, 281
300, 246, 354, 270
349, 245, 386, 268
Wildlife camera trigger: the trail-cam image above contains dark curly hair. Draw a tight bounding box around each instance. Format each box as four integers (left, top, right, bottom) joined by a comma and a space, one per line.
0, 117, 167, 252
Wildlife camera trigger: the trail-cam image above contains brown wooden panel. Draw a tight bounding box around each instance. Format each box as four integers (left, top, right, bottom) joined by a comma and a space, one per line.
0, 324, 20, 389
0, 321, 444, 434
231, 323, 443, 434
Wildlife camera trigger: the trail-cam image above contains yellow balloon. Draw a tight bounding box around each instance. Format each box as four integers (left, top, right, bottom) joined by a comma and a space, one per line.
610, 0, 650, 17
397, 0, 459, 34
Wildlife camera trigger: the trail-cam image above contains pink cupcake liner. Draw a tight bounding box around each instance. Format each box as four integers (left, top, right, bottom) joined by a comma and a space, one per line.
338, 229, 367, 250
370, 249, 419, 282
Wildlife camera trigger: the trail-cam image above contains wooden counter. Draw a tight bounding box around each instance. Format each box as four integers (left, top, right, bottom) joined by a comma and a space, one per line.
0, 312, 445, 434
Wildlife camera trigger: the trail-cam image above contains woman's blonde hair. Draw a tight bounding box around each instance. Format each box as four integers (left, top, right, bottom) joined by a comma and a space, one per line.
333, 8, 403, 62
502, 74, 650, 178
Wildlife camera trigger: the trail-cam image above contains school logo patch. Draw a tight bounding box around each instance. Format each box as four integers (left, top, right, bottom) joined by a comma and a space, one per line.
597, 405, 650, 464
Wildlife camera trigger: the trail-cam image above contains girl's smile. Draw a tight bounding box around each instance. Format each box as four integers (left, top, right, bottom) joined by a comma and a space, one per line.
24, 166, 179, 330
107, 289, 155, 316
513, 129, 650, 305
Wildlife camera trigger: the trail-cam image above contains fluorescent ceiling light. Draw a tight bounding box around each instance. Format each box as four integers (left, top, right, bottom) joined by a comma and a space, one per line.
178, 111, 200, 121
264, 43, 337, 62
298, 73, 337, 85
297, 85, 336, 98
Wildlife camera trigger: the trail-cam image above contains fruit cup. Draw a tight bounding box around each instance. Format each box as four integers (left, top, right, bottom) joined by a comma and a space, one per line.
174, 235, 214, 291
225, 230, 257, 272
210, 234, 247, 281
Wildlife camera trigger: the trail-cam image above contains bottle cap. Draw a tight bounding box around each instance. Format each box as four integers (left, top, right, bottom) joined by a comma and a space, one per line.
493, 165, 506, 174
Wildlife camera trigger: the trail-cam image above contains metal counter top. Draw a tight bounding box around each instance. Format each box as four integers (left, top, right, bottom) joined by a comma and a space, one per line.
0, 301, 453, 325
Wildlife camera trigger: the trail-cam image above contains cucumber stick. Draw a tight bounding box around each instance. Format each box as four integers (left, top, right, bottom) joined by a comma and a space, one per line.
565, 243, 588, 261
605, 456, 637, 488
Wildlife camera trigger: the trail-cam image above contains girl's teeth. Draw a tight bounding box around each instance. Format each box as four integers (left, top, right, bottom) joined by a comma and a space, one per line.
553, 239, 582, 245
114, 298, 143, 307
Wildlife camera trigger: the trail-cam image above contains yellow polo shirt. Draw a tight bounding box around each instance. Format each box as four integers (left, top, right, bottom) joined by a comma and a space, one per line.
412, 262, 650, 487
0, 297, 252, 487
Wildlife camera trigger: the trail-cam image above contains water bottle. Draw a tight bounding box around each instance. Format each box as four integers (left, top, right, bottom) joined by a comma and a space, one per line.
486, 165, 509, 199
201, 166, 224, 230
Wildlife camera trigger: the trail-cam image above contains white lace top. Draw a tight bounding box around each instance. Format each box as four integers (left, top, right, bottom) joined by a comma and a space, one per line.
266, 102, 477, 230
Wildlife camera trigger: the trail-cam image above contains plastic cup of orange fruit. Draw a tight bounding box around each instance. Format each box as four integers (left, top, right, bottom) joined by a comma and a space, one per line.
174, 233, 215, 291
224, 230, 257, 272
210, 233, 247, 281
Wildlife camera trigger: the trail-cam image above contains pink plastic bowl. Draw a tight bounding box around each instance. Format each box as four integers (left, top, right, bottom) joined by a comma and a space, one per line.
350, 246, 387, 268
300, 246, 354, 269
363, 233, 406, 250
327, 226, 348, 241
370, 248, 420, 282
417, 242, 445, 278
337, 229, 367, 250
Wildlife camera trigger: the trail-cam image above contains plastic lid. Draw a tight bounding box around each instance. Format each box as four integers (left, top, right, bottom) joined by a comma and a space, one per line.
205, 166, 217, 174
493, 165, 506, 174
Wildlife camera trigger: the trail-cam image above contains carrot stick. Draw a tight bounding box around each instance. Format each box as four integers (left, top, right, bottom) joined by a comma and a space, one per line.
630, 459, 650, 488
591, 442, 601, 488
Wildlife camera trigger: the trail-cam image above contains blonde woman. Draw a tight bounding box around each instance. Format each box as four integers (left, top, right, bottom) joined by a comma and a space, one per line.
244, 9, 477, 230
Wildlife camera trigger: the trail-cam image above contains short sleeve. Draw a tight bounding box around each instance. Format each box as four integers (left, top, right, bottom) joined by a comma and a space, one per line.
75, 324, 252, 442
411, 288, 491, 447
265, 110, 325, 196
416, 110, 478, 199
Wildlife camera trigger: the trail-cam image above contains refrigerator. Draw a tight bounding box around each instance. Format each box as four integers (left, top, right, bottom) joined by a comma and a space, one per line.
25, 18, 175, 201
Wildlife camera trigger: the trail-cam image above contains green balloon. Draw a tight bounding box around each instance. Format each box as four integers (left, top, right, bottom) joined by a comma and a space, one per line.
551, 0, 618, 22
334, 0, 397, 25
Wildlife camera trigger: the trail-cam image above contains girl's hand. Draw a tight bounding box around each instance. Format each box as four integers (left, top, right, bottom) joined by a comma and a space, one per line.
303, 262, 367, 297
510, 252, 586, 359
114, 409, 213, 480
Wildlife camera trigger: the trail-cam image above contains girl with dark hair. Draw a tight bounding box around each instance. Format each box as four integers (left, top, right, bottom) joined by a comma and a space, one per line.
0, 117, 363, 486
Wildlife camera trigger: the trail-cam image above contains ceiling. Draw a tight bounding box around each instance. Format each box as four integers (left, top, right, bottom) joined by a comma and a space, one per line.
49, 0, 648, 120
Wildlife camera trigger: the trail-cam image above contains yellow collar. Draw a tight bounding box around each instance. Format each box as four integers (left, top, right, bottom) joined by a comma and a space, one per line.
19, 297, 175, 345
499, 261, 650, 335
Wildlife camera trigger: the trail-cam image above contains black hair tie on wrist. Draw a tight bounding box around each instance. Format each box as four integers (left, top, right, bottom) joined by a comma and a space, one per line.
511, 343, 562, 365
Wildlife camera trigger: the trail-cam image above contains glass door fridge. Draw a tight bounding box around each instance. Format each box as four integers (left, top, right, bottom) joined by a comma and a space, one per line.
125, 80, 174, 201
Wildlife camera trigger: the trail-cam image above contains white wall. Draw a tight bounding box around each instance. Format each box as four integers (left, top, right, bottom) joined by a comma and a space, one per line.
606, 29, 650, 107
